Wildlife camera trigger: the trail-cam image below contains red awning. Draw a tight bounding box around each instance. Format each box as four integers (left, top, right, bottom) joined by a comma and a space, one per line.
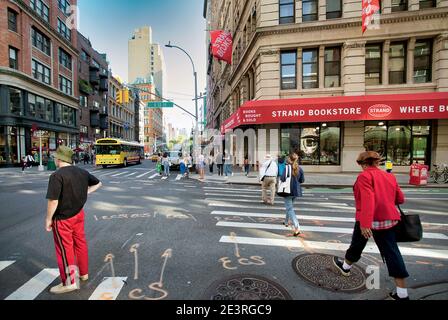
221, 92, 448, 133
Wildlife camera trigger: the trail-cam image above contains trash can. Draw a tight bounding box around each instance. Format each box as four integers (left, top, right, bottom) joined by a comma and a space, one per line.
47, 156, 56, 171
409, 163, 428, 185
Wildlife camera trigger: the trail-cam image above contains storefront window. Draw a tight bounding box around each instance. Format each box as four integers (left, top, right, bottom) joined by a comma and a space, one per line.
320, 123, 340, 165
387, 121, 411, 166
0, 127, 6, 164
9, 87, 22, 116
281, 123, 341, 165
55, 103, 62, 124
364, 121, 430, 165
7, 127, 19, 164
62, 106, 69, 125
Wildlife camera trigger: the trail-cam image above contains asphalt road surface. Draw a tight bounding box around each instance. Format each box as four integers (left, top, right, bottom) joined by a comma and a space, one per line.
0, 161, 447, 300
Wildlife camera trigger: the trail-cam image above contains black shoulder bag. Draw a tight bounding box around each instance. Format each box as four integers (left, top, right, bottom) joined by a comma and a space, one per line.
394, 205, 423, 242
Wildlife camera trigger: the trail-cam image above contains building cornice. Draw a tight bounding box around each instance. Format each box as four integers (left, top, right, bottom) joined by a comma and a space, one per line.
12, 0, 79, 56
0, 67, 79, 104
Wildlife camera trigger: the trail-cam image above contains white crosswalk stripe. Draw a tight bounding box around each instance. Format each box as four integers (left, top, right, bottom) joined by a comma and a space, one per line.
111, 171, 129, 177
5, 268, 59, 300
175, 174, 182, 181
136, 170, 154, 178
125, 172, 137, 177
0, 260, 15, 272
207, 186, 448, 261
220, 236, 448, 260
149, 173, 159, 179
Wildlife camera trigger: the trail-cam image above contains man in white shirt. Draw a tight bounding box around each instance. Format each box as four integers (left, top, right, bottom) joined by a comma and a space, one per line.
259, 154, 278, 205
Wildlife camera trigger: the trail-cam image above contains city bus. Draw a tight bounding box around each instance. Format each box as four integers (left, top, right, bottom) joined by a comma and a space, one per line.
95, 138, 144, 168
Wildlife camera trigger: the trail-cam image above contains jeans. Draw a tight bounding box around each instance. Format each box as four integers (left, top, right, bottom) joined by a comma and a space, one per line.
284, 196, 300, 229
224, 164, 232, 176
217, 164, 223, 176
163, 162, 170, 176
345, 222, 409, 279
244, 165, 250, 175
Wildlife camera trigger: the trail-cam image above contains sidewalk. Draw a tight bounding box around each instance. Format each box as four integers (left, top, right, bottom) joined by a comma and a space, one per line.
191, 167, 448, 188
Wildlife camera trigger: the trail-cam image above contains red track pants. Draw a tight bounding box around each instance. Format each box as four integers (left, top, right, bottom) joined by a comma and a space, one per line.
52, 209, 88, 285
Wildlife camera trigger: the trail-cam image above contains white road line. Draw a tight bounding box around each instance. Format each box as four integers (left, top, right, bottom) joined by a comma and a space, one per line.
206, 198, 348, 206
204, 186, 316, 193
136, 170, 154, 178
0, 261, 15, 272
97, 171, 120, 177
208, 202, 355, 212
111, 171, 129, 177
175, 174, 182, 181
88, 277, 127, 300
161, 177, 167, 180
205, 193, 320, 199
211, 211, 355, 222
5, 268, 59, 300
125, 172, 137, 177
149, 174, 159, 179
220, 236, 448, 260
216, 221, 447, 240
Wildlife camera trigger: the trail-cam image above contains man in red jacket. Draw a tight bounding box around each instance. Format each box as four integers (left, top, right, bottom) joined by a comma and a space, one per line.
333, 151, 409, 300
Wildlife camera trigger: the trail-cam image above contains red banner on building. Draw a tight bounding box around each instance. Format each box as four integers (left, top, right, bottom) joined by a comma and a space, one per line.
362, 0, 380, 33
221, 92, 448, 133
210, 30, 233, 64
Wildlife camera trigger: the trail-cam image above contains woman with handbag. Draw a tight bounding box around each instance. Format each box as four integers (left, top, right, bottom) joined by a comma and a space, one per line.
277, 153, 304, 237
332, 151, 410, 300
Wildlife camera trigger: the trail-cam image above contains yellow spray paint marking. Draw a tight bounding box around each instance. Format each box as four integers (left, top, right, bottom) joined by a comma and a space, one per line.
104, 254, 115, 278
99, 292, 114, 300
229, 232, 241, 258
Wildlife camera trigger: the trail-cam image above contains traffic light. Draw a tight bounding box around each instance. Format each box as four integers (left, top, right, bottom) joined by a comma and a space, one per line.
123, 89, 130, 103
116, 89, 123, 104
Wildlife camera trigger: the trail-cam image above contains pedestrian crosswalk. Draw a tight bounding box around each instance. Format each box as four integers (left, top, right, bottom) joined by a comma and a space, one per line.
204, 185, 448, 261
0, 260, 129, 300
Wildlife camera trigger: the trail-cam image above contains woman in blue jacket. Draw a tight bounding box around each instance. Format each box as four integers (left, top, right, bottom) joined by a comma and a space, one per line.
279, 153, 305, 237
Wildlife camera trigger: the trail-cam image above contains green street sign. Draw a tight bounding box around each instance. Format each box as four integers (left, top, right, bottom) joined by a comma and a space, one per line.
147, 101, 174, 108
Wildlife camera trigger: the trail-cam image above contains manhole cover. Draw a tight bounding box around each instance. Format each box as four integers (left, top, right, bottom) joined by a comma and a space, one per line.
203, 274, 292, 300
292, 254, 367, 293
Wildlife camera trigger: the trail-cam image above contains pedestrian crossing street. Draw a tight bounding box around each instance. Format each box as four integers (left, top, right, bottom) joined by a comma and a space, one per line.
204, 185, 448, 261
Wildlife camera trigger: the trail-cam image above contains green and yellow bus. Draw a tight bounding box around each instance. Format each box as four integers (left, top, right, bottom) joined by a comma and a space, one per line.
95, 138, 144, 168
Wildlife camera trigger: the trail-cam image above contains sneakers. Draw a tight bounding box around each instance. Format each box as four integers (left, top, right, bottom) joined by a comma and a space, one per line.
49, 283, 79, 294
332, 257, 351, 277
80, 274, 89, 281
389, 292, 410, 300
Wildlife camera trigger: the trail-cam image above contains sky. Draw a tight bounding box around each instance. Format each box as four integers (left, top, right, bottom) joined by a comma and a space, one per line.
77, 0, 207, 131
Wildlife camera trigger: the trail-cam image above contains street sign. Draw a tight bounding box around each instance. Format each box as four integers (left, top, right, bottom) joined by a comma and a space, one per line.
147, 101, 174, 108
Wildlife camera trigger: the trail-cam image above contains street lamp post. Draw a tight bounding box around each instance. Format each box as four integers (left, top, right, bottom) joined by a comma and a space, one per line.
165, 41, 199, 161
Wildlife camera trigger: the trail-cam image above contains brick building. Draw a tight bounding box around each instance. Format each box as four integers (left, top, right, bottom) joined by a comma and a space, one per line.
0, 0, 79, 166
77, 31, 109, 152
108, 75, 135, 142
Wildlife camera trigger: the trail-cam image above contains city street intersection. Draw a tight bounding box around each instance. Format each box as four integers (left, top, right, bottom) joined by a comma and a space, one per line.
0, 161, 447, 300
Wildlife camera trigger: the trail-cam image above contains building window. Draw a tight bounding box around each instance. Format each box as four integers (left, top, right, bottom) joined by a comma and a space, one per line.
364, 120, 431, 166
79, 95, 88, 108
55, 103, 62, 124
279, 0, 295, 24
9, 47, 19, 70
280, 51, 297, 89
414, 40, 432, 83
8, 8, 18, 32
281, 122, 341, 165
92, 59, 100, 69
302, 0, 318, 22
9, 87, 22, 116
326, 0, 342, 19
365, 44, 382, 85
57, 18, 71, 41
32, 59, 51, 84
58, 0, 71, 15
391, 0, 408, 12
302, 49, 318, 89
81, 50, 88, 62
80, 125, 88, 134
31, 27, 51, 56
389, 42, 406, 84
324, 47, 340, 88
36, 96, 45, 120
45, 99, 53, 122
59, 48, 72, 70
28, 94, 36, 117
419, 0, 436, 8
30, 0, 49, 22
59, 76, 72, 95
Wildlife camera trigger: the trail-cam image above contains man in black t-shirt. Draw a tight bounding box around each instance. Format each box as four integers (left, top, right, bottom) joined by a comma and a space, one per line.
45, 146, 102, 294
